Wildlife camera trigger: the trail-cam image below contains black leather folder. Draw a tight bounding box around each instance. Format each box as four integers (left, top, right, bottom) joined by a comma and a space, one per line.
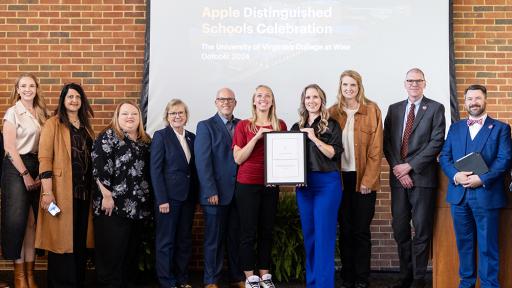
454, 152, 489, 175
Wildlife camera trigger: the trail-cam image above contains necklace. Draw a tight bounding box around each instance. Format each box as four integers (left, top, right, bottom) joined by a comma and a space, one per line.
28, 108, 36, 117
345, 102, 359, 110
71, 118, 80, 127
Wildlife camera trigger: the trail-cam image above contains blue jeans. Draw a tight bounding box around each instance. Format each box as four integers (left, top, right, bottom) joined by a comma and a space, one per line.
1, 154, 39, 259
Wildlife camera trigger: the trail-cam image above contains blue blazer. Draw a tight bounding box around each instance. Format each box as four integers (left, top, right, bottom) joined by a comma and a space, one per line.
150, 126, 198, 205
439, 116, 512, 209
194, 114, 239, 206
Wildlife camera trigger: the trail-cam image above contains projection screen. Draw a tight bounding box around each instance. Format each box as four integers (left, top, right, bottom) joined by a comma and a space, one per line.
148, 0, 450, 135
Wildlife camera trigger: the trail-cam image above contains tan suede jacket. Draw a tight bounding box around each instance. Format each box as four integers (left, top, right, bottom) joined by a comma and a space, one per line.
328, 101, 383, 191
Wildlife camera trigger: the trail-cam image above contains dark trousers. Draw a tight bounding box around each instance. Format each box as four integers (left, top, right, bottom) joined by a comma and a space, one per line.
94, 214, 141, 288
1, 154, 39, 259
391, 186, 435, 280
155, 199, 195, 287
451, 190, 500, 288
235, 183, 279, 272
202, 201, 243, 285
297, 171, 341, 288
47, 198, 89, 288
338, 171, 376, 285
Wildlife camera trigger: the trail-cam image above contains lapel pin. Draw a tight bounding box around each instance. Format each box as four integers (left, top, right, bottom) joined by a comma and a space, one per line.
422, 106, 427, 110
488, 124, 493, 129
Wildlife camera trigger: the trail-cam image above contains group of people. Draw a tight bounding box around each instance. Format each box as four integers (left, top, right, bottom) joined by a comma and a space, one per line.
1, 73, 152, 288
0, 67, 509, 288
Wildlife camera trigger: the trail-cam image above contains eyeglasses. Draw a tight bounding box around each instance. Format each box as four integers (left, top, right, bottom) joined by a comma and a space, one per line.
406, 79, 425, 85
167, 111, 185, 117
216, 98, 236, 103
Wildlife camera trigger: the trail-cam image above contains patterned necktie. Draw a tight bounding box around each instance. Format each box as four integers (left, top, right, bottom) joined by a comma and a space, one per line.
400, 103, 415, 160
467, 118, 483, 126
226, 121, 234, 138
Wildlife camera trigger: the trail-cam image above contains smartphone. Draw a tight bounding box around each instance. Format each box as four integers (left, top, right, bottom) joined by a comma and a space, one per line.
48, 202, 61, 216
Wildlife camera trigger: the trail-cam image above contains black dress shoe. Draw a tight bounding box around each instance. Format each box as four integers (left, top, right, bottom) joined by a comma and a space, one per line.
354, 281, 369, 288
339, 279, 354, 288
410, 279, 426, 288
389, 277, 413, 288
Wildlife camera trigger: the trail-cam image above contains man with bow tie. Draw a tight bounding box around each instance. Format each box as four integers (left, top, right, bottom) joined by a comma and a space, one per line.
440, 84, 512, 288
383, 68, 446, 288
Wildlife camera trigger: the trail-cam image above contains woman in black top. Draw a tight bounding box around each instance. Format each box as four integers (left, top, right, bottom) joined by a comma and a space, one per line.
290, 84, 343, 288
92, 101, 152, 288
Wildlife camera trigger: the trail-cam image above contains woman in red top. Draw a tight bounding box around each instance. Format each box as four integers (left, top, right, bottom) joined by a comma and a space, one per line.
232, 85, 286, 288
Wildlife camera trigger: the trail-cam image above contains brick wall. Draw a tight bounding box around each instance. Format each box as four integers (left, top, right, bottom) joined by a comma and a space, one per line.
0, 0, 509, 272
452, 0, 512, 119
0, 0, 146, 130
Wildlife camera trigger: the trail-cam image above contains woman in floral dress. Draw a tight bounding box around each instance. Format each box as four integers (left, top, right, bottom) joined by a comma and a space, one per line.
92, 101, 152, 288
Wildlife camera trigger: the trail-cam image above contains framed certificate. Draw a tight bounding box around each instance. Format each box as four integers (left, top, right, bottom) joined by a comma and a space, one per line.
264, 131, 307, 185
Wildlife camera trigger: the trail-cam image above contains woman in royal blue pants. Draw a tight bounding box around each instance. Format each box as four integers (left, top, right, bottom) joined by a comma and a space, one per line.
291, 84, 343, 288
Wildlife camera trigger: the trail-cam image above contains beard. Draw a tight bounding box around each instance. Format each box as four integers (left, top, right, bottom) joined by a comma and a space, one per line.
467, 104, 485, 117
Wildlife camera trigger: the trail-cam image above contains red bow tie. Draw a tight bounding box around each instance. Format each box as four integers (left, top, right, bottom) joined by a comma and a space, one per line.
467, 118, 483, 126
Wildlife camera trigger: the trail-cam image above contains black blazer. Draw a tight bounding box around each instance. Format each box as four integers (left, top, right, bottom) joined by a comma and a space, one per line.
383, 96, 446, 188
150, 126, 198, 205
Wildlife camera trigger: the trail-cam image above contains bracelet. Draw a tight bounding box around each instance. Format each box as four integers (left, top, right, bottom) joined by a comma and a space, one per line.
20, 169, 29, 177
42, 191, 52, 196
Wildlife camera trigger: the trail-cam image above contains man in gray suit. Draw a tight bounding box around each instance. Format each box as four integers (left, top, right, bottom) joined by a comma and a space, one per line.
383, 68, 446, 288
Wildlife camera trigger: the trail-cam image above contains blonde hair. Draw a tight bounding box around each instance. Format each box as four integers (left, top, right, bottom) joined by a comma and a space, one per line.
298, 84, 329, 134
10, 73, 49, 125
163, 99, 189, 125
106, 101, 151, 144
336, 70, 372, 110
249, 85, 282, 133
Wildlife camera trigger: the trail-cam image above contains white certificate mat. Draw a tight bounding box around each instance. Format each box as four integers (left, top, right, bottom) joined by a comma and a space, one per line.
264, 132, 306, 185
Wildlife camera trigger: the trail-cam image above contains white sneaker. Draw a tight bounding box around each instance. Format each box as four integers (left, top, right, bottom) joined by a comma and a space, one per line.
260, 274, 276, 288
245, 275, 261, 288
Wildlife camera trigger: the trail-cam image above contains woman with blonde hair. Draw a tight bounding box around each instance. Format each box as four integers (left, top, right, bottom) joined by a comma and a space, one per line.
37, 82, 94, 288
232, 85, 286, 288
150, 99, 198, 288
329, 70, 383, 288
2, 73, 48, 288
92, 101, 152, 287
291, 84, 343, 288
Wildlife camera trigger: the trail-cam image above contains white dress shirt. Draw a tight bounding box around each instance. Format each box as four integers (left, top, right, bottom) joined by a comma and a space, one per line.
173, 128, 191, 163
468, 114, 487, 140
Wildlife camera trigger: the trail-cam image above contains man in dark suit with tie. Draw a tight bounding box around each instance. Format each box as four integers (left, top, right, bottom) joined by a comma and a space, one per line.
383, 68, 446, 288
195, 88, 245, 288
440, 84, 511, 288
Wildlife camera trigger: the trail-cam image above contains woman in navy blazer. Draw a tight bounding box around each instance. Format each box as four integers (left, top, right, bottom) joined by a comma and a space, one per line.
150, 99, 198, 288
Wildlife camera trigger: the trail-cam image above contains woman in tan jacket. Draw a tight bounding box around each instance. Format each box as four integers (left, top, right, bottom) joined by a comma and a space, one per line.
36, 83, 94, 288
328, 70, 383, 288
